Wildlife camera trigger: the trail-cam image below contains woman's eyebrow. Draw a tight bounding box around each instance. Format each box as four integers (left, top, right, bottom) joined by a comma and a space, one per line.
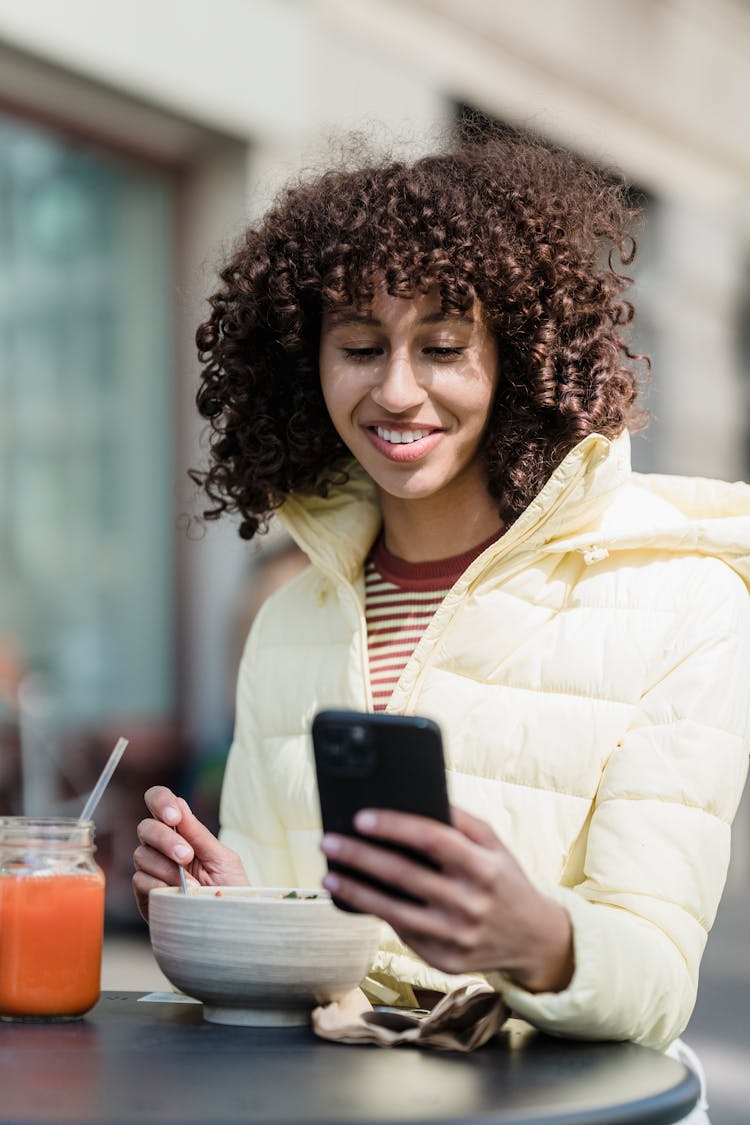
418, 312, 475, 326
326, 312, 380, 328
325, 311, 475, 328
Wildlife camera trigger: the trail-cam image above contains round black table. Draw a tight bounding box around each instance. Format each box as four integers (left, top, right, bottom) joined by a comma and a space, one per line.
0, 992, 699, 1125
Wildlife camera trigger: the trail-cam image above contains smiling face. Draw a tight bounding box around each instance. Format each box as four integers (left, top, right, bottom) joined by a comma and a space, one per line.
319, 287, 501, 551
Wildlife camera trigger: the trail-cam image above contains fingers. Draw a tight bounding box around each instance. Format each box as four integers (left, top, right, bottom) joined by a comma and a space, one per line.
321, 833, 456, 910
144, 786, 182, 826
320, 809, 545, 981
320, 850, 489, 970
169, 798, 227, 866
322, 863, 461, 946
141, 790, 225, 870
133, 840, 186, 886
136, 814, 193, 872
321, 808, 510, 922
350, 808, 502, 874
136, 786, 250, 900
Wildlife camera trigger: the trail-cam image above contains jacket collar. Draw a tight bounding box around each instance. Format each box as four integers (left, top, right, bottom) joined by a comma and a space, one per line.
279, 430, 750, 591
278, 431, 632, 583
278, 463, 381, 584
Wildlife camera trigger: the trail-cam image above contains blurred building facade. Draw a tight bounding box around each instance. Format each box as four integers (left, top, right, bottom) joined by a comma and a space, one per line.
0, 0, 748, 914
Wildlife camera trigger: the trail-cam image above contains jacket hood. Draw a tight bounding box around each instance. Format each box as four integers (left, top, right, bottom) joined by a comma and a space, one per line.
541, 439, 750, 591
278, 431, 750, 591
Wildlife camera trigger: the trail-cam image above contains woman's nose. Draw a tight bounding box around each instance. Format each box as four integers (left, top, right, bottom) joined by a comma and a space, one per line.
370, 353, 426, 414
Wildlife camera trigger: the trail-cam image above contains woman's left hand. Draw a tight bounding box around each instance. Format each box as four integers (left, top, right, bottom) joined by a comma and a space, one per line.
320, 806, 574, 994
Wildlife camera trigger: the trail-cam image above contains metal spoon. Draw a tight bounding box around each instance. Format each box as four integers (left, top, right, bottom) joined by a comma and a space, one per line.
173, 826, 189, 895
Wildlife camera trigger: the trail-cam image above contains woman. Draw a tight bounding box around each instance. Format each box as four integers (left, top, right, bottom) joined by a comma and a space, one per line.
133, 130, 750, 1112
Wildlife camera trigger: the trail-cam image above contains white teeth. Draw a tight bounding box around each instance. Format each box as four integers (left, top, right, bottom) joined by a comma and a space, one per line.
375, 427, 430, 444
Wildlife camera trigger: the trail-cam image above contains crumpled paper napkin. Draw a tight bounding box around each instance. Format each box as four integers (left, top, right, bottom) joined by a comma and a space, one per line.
312, 982, 510, 1051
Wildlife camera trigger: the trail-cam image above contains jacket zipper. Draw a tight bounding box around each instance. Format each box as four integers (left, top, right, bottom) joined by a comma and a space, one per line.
307, 447, 598, 717
398, 459, 594, 713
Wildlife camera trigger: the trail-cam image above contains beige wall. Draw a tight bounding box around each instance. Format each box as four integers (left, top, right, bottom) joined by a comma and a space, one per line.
319, 0, 750, 207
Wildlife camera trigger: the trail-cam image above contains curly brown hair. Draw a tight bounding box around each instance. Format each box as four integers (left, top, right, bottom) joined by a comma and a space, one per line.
192, 128, 648, 539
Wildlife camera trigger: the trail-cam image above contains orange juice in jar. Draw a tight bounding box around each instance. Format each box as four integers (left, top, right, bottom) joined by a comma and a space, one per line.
0, 817, 105, 1020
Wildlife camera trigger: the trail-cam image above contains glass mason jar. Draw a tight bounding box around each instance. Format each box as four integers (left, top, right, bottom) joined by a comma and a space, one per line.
0, 817, 105, 1020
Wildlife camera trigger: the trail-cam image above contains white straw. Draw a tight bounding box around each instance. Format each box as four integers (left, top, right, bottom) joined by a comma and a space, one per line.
78, 737, 129, 824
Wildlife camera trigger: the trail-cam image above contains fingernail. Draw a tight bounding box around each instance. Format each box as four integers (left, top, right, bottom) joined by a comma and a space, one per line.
354, 810, 377, 831
321, 834, 341, 855
323, 873, 339, 892
163, 806, 180, 824
174, 845, 191, 861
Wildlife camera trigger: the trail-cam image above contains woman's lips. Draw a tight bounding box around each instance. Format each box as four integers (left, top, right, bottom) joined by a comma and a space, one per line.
363, 425, 444, 463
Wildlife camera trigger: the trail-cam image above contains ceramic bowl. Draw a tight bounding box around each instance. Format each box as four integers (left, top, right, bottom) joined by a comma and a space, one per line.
148, 886, 383, 1026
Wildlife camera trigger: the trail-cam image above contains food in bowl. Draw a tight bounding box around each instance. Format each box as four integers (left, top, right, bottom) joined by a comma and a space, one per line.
148, 886, 383, 1026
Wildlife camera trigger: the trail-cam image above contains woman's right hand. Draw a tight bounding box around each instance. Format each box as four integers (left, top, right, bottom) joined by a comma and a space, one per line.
132, 786, 250, 922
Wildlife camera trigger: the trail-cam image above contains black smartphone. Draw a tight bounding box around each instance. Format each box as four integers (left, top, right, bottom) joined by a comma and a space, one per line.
312, 709, 451, 911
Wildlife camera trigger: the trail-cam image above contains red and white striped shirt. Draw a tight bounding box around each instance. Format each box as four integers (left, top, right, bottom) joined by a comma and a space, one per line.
365, 530, 503, 711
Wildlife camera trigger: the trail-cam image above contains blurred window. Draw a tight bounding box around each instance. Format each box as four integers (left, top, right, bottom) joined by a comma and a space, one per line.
0, 111, 175, 725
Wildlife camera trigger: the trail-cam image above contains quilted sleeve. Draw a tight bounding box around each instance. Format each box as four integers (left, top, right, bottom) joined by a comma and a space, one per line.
218, 604, 296, 886
485, 560, 750, 1049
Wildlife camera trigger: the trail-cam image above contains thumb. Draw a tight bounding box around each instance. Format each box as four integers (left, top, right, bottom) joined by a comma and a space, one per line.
173, 797, 225, 865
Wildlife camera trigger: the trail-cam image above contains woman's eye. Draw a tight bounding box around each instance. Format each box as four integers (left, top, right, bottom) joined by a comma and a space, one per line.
342, 347, 381, 361
424, 346, 464, 359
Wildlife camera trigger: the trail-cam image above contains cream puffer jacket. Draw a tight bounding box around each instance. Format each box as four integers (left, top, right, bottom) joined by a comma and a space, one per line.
219, 430, 750, 1050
